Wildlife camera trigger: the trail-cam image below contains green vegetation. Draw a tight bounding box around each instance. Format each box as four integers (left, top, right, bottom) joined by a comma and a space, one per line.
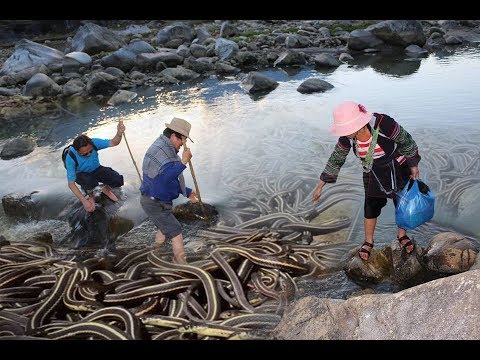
327, 20, 377, 33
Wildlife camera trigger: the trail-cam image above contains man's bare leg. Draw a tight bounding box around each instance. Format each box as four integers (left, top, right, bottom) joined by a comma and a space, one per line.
154, 230, 166, 248
102, 185, 118, 202
172, 234, 187, 264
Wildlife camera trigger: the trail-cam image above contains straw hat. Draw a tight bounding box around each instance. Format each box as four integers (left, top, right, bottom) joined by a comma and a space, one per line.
165, 117, 194, 142
330, 101, 373, 136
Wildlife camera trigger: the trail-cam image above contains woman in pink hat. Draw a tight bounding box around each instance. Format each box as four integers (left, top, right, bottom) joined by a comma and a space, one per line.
312, 101, 421, 261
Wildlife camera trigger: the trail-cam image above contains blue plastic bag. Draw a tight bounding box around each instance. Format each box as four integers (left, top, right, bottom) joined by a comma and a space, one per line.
395, 179, 435, 231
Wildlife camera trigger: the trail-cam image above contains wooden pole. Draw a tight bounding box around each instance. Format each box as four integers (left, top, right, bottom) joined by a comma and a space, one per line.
183, 139, 208, 220
123, 131, 142, 183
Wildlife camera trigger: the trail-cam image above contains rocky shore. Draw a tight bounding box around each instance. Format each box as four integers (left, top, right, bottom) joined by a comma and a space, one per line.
1, 19, 480, 144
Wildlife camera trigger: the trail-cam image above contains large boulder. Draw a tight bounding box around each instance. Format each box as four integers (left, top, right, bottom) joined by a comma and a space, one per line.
273, 50, 306, 67
155, 22, 195, 45
0, 137, 36, 160
366, 20, 426, 47
23, 73, 61, 97
0, 39, 64, 76
215, 38, 239, 61
71, 22, 126, 55
240, 71, 278, 95
85, 72, 121, 96
297, 78, 334, 94
273, 269, 480, 339
423, 232, 478, 274
63, 52, 92, 74
2, 191, 40, 219
347, 29, 384, 51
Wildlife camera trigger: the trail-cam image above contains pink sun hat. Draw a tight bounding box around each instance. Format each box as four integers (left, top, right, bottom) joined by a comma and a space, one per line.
329, 101, 373, 136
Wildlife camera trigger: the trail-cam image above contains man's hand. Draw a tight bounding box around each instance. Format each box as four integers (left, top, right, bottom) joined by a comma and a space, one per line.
182, 148, 192, 165
189, 191, 198, 204
83, 200, 96, 213
117, 120, 125, 136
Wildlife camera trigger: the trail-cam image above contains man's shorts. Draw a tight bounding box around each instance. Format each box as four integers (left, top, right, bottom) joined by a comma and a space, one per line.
140, 195, 182, 239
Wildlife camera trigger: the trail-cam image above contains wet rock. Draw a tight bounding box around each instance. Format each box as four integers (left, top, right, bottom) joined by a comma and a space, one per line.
348, 29, 384, 51
344, 247, 391, 283
85, 71, 121, 96
240, 71, 278, 95
0, 137, 36, 160
26, 231, 53, 244
405, 44, 428, 57
297, 78, 334, 94
313, 53, 342, 68
1, 191, 40, 219
366, 20, 426, 47
107, 89, 137, 106
273, 50, 306, 67
339, 53, 354, 62
159, 67, 200, 82
136, 52, 183, 70
215, 62, 240, 75
0, 235, 10, 247
390, 237, 423, 285
173, 202, 219, 224
423, 231, 478, 274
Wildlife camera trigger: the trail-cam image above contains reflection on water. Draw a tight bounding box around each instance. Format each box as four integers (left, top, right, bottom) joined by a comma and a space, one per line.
1, 45, 480, 257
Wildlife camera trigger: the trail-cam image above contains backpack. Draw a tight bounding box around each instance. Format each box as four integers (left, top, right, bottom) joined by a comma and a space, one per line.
62, 143, 98, 169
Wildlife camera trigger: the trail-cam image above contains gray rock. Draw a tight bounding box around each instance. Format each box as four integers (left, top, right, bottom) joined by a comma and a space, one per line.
220, 21, 240, 38
136, 52, 183, 70
104, 67, 125, 78
0, 137, 36, 160
274, 269, 480, 339
235, 51, 257, 66
100, 47, 137, 72
1, 192, 40, 220
176, 44, 190, 58
367, 20, 426, 47
215, 62, 240, 75
155, 22, 195, 45
116, 24, 151, 37
423, 232, 478, 274
405, 44, 428, 57
189, 44, 207, 58
348, 29, 384, 51
297, 78, 334, 94
125, 40, 156, 55
215, 38, 239, 61
0, 39, 64, 76
159, 67, 200, 82
240, 71, 278, 94
6, 64, 50, 86
71, 22, 126, 55
0, 87, 20, 96
85, 71, 121, 96
313, 53, 342, 67
183, 57, 215, 74
107, 89, 137, 106
23, 73, 61, 97
62, 78, 85, 96
339, 52, 354, 62
63, 51, 92, 74
195, 27, 212, 45
273, 50, 306, 67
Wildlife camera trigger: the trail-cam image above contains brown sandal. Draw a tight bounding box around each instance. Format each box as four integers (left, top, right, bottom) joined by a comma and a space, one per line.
397, 235, 415, 254
358, 241, 374, 261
